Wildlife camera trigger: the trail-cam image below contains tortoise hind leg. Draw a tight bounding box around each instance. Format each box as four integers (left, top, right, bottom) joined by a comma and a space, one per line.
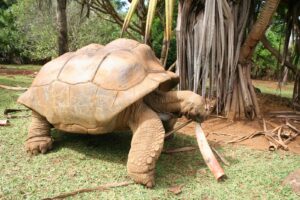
127, 103, 165, 188
25, 111, 53, 155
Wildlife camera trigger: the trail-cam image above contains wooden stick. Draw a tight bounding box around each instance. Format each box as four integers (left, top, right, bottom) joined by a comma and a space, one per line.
269, 111, 300, 115
167, 61, 176, 71
0, 84, 27, 91
42, 181, 134, 200
164, 119, 193, 138
226, 131, 264, 144
286, 122, 300, 133
263, 118, 267, 132
163, 146, 197, 154
277, 127, 284, 144
211, 146, 230, 166
265, 134, 288, 150
284, 133, 299, 145
4, 108, 29, 115
209, 115, 227, 119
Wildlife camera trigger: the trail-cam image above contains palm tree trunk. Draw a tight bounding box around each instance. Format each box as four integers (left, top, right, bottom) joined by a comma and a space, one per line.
227, 0, 280, 120
239, 0, 280, 63
176, 0, 280, 120
56, 0, 68, 55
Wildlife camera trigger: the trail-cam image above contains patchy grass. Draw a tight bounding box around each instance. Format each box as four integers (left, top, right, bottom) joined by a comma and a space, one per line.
0, 68, 299, 199
0, 75, 33, 87
253, 80, 294, 99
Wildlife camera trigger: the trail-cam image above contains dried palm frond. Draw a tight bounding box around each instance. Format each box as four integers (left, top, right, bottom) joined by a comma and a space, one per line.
145, 0, 158, 43
121, 0, 140, 36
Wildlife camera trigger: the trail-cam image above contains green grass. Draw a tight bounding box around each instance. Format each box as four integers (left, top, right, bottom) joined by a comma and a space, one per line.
0, 69, 299, 199
1, 64, 41, 71
257, 86, 293, 99
0, 75, 34, 87
253, 81, 294, 99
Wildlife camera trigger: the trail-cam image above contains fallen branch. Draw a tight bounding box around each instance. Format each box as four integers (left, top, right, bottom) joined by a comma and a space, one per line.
4, 108, 30, 119
263, 118, 267, 131
42, 181, 134, 200
227, 121, 299, 151
0, 84, 27, 91
286, 122, 300, 133
211, 146, 230, 166
209, 115, 227, 119
5, 115, 30, 119
167, 61, 176, 71
272, 115, 300, 119
226, 131, 264, 144
4, 108, 29, 115
164, 119, 193, 138
211, 132, 234, 137
269, 111, 300, 115
163, 146, 197, 154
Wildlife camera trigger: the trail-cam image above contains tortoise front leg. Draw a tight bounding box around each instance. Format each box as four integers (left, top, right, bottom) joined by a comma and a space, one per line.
145, 90, 208, 121
127, 103, 165, 188
25, 111, 53, 155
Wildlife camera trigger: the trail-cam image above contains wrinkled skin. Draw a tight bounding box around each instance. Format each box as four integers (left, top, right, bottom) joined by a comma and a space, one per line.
25, 89, 209, 188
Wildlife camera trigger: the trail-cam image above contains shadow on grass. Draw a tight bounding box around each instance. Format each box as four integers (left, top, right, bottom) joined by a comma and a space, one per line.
48, 130, 216, 188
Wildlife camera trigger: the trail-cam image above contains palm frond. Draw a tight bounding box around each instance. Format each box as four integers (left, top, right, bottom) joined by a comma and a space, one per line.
165, 0, 174, 42
121, 0, 140, 36
144, 0, 158, 43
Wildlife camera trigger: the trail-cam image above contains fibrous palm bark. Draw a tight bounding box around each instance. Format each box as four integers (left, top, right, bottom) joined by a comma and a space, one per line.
176, 0, 280, 119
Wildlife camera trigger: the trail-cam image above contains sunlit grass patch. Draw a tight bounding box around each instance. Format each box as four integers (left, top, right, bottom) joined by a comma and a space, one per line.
253, 80, 294, 99
0, 75, 34, 88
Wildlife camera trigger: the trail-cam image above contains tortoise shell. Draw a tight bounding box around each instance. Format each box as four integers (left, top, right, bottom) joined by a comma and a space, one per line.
18, 39, 178, 134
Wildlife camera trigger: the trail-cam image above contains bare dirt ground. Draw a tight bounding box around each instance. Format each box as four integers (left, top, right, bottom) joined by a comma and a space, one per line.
178, 92, 300, 154
0, 65, 37, 76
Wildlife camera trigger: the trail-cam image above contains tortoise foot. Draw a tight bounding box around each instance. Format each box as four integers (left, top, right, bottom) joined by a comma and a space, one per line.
128, 170, 155, 188
25, 136, 53, 155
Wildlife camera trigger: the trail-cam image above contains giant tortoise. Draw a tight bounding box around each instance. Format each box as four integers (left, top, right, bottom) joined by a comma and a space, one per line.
18, 38, 209, 187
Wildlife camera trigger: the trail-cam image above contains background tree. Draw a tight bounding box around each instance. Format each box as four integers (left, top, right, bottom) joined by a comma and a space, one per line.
120, 0, 300, 119
37, 0, 69, 55
0, 0, 120, 62
56, 0, 68, 55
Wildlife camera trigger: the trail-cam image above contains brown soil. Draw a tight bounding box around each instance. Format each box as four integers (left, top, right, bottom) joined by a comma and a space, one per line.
177, 92, 300, 154
0, 65, 37, 76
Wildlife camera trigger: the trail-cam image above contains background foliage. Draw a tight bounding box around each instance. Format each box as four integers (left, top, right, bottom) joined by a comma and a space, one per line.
0, 0, 121, 63
0, 0, 298, 81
